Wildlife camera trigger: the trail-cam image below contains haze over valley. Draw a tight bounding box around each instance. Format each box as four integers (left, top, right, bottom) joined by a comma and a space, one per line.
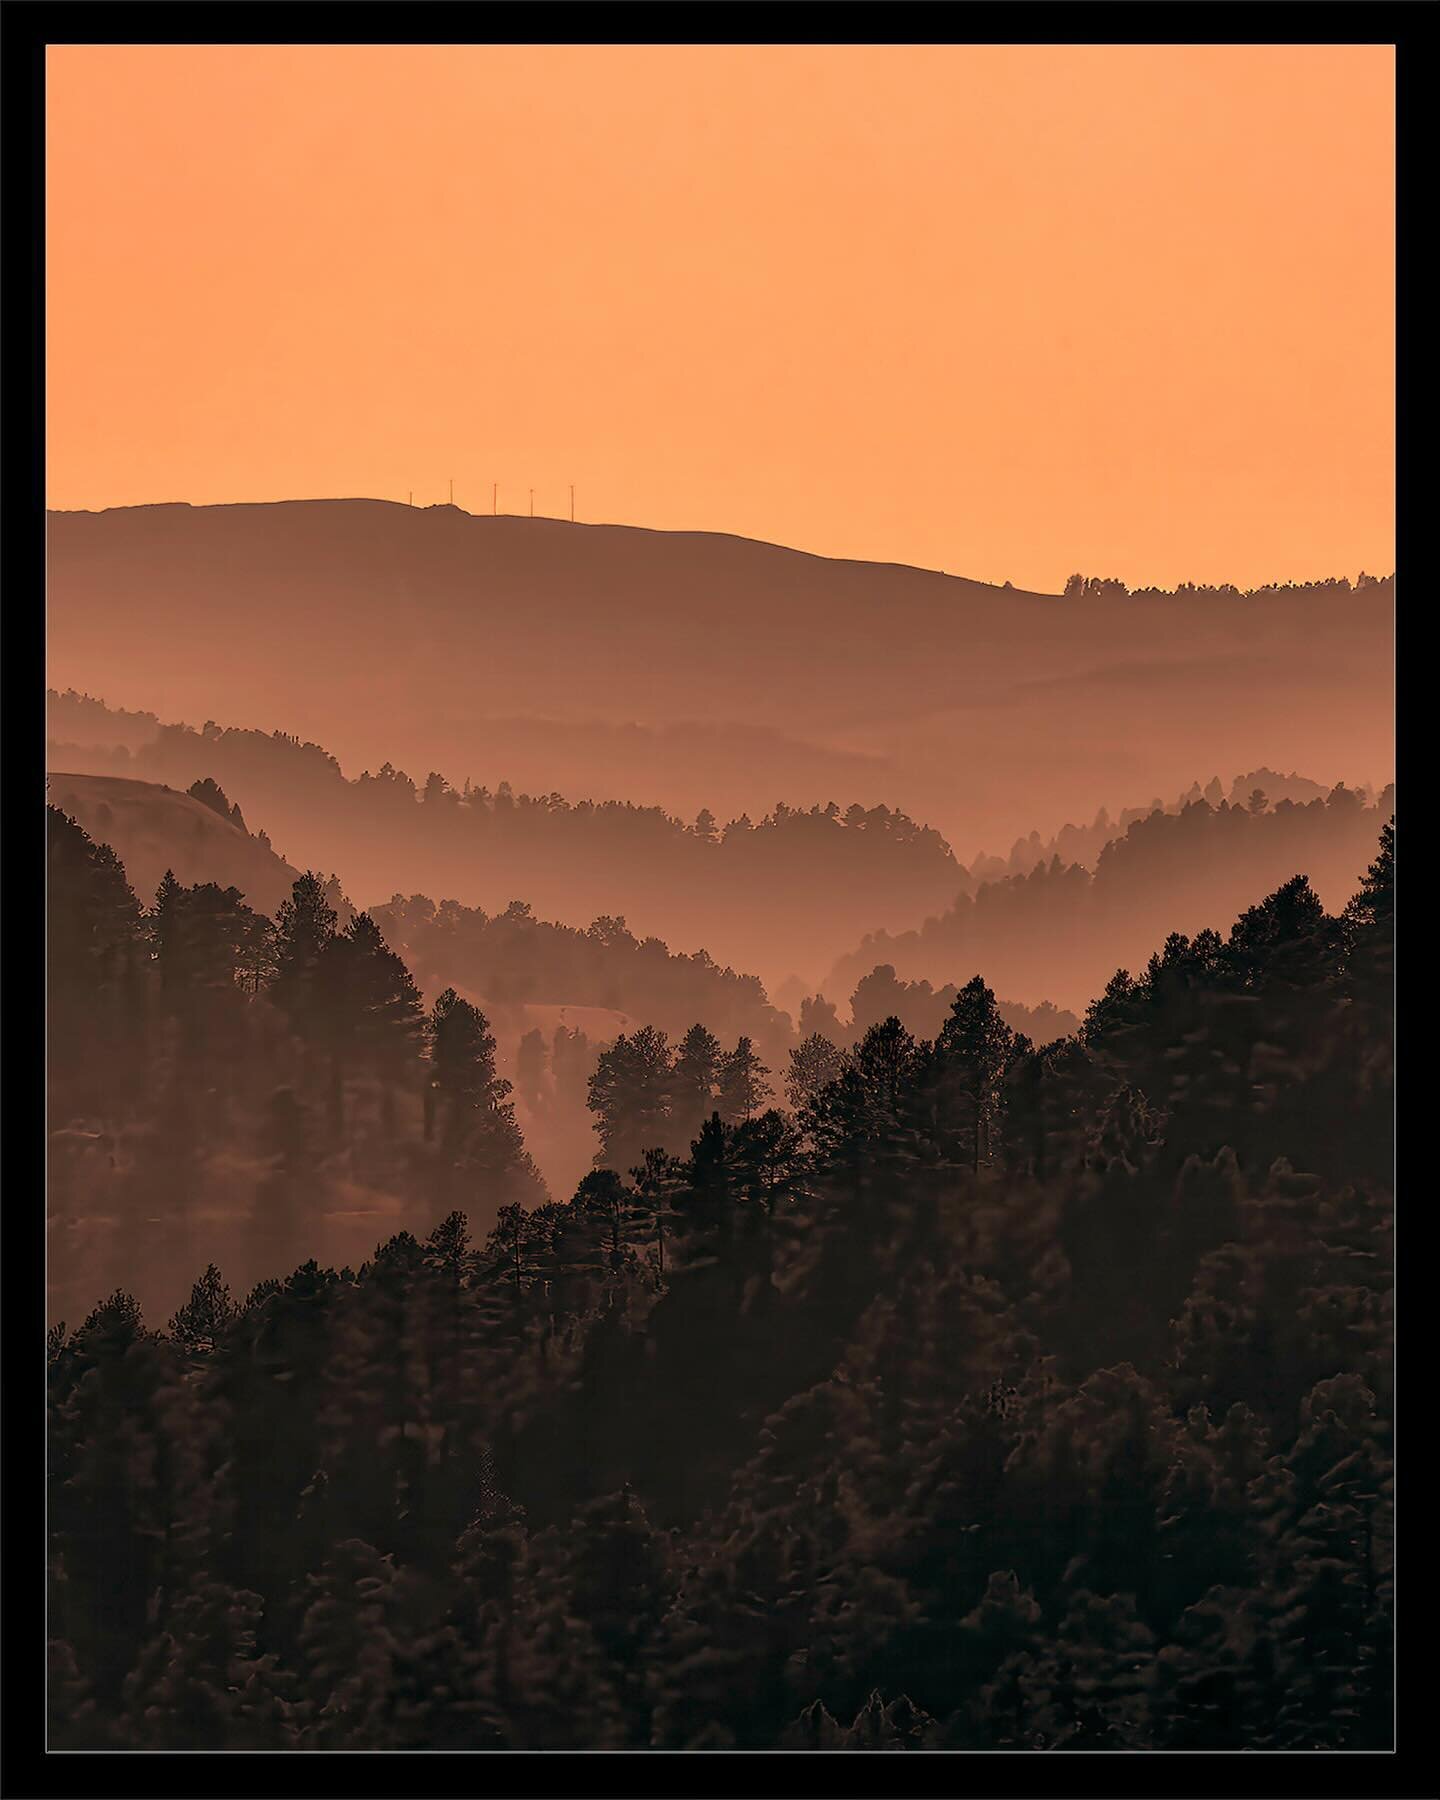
47, 501, 1393, 860
41, 40, 1395, 1760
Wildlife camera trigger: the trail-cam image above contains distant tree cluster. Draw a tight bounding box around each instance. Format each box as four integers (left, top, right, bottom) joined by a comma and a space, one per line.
370, 894, 790, 1064
47, 687, 162, 752
47, 820, 1393, 1750
1060, 573, 1392, 605
967, 768, 1350, 884
186, 776, 249, 834
586, 1024, 773, 1170
842, 964, 1080, 1047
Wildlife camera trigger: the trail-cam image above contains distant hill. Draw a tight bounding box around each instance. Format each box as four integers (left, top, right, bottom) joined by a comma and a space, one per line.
825, 786, 1393, 1014
44, 501, 1393, 854
46, 696, 972, 989
46, 773, 304, 917
966, 767, 1371, 884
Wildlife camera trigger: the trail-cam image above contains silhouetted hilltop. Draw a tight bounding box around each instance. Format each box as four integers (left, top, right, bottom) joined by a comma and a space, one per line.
45, 502, 1393, 851
46, 773, 305, 918
46, 498, 1040, 732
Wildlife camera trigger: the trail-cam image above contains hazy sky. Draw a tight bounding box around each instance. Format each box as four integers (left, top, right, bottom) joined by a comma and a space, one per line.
47, 43, 1394, 590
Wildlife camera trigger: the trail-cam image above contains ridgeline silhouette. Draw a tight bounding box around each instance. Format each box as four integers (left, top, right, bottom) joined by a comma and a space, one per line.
45, 502, 1393, 854
48, 691, 1387, 999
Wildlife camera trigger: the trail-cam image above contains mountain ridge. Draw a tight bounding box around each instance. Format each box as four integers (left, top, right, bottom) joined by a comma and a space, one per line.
46, 497, 1058, 599
45, 499, 1393, 855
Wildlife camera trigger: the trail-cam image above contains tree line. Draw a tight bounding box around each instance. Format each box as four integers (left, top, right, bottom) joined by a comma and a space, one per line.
1060, 572, 1392, 604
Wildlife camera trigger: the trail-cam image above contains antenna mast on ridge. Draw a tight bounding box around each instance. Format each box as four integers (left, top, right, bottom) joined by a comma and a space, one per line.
570, 484, 575, 523
529, 488, 534, 518
449, 478, 454, 506
492, 481, 497, 516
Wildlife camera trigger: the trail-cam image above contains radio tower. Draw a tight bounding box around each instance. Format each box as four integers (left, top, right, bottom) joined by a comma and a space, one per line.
449, 477, 454, 506
492, 481, 497, 516
529, 488, 534, 518
570, 484, 575, 523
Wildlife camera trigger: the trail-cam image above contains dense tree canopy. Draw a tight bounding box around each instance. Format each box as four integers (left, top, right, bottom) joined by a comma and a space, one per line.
46, 810, 1394, 1751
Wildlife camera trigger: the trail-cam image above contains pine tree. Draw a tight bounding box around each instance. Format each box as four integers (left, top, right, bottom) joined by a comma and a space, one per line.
1344, 818, 1394, 992
785, 1032, 846, 1114
270, 872, 339, 1035
47, 805, 145, 1066
150, 870, 186, 993
427, 988, 506, 1145
670, 1024, 722, 1145
1349, 818, 1395, 930
804, 1017, 923, 1174
933, 976, 1014, 1174
629, 1148, 683, 1287
570, 1169, 643, 1278
317, 913, 425, 1129
587, 1026, 672, 1170
1226, 875, 1342, 992
732, 1109, 806, 1216
152, 880, 269, 1024
716, 1036, 771, 1125
167, 1264, 238, 1355
484, 1205, 549, 1302
672, 1114, 739, 1254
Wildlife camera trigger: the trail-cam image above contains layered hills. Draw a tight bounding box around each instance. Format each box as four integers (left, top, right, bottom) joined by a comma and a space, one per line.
46, 501, 1394, 855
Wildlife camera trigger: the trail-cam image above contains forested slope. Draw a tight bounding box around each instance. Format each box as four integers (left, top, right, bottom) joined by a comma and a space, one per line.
829, 787, 1392, 1012
48, 814, 1394, 1751
48, 694, 966, 988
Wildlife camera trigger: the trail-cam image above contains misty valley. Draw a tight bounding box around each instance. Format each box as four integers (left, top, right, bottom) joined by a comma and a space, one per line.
18, 28, 1406, 1777
44, 524, 1394, 1752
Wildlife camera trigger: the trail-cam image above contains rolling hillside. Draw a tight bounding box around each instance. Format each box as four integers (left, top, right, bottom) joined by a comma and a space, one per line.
45, 501, 1394, 855
46, 696, 971, 989
46, 773, 304, 917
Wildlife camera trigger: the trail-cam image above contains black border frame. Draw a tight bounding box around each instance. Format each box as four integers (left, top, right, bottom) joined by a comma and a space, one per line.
3, 7, 1425, 1797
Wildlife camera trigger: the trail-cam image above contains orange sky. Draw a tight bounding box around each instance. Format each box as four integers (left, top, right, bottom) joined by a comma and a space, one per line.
46, 43, 1394, 591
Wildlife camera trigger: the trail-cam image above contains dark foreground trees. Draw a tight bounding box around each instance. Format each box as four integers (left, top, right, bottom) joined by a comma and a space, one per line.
46, 822, 1394, 1751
